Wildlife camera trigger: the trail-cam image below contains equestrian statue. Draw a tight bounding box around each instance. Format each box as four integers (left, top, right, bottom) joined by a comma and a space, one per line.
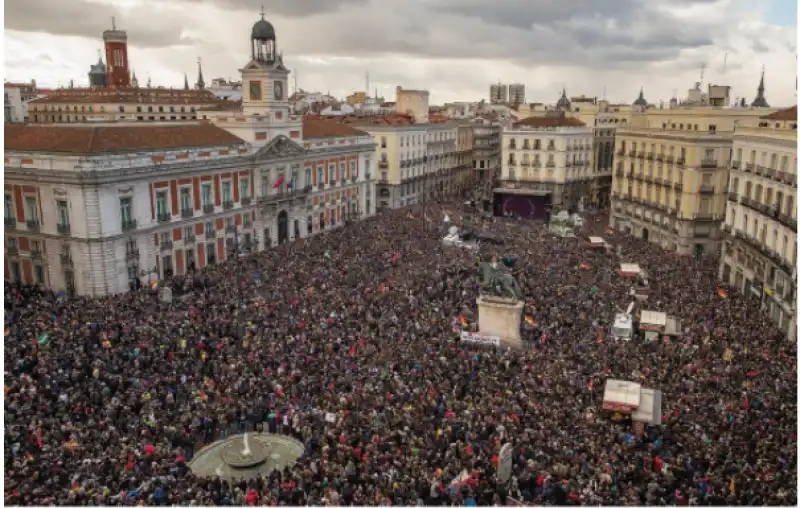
478, 255, 522, 301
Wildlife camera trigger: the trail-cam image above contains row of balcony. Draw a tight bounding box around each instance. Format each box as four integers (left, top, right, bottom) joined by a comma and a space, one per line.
731, 230, 795, 276
508, 160, 557, 168
732, 161, 797, 187
731, 195, 798, 232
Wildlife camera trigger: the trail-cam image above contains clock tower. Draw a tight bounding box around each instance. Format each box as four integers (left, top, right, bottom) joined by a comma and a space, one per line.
215, 12, 303, 146
241, 10, 292, 121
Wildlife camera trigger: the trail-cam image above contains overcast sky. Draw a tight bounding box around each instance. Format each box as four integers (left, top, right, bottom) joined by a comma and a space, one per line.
4, 0, 798, 106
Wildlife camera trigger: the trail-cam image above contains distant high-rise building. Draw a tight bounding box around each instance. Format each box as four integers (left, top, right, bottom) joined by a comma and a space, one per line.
508, 83, 525, 105
490, 83, 508, 104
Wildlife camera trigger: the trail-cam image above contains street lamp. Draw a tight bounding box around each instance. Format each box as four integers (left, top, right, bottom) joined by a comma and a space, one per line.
421, 154, 429, 233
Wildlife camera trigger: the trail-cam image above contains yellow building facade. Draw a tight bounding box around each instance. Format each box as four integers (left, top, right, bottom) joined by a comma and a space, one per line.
610, 106, 778, 255
719, 106, 797, 338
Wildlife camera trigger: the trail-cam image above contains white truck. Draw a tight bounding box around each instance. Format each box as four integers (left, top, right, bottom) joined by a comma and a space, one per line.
619, 263, 650, 301
610, 302, 635, 341
602, 378, 663, 435
639, 310, 683, 342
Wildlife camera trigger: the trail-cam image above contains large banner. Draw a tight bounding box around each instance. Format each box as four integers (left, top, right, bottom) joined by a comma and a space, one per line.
460, 331, 501, 346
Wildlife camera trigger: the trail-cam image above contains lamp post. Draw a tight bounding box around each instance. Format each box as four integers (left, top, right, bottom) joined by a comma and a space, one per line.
421, 154, 429, 233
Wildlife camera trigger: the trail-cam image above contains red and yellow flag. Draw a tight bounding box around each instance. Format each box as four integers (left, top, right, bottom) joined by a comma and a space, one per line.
717, 288, 729, 299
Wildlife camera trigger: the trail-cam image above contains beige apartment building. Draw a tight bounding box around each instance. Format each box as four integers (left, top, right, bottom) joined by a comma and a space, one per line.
499, 113, 594, 217
28, 87, 222, 123
610, 105, 777, 255
342, 116, 469, 210
720, 106, 797, 338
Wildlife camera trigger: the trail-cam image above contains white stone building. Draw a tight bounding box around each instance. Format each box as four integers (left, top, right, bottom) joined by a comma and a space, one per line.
4, 86, 25, 123
498, 113, 594, 215
720, 106, 797, 339
3, 15, 375, 296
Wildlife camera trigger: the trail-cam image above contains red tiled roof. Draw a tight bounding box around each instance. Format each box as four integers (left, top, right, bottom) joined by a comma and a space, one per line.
381, 102, 395, 107
428, 114, 450, 124
302, 118, 369, 138
29, 87, 221, 105
4, 123, 245, 154
512, 115, 586, 128
760, 106, 797, 121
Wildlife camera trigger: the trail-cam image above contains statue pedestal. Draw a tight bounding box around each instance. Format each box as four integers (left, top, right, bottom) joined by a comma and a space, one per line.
477, 296, 524, 349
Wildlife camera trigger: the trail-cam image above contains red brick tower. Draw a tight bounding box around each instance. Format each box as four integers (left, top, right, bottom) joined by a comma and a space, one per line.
103, 17, 130, 89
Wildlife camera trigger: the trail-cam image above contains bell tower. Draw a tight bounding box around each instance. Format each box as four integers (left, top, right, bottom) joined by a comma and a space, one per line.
103, 17, 131, 88
241, 7, 291, 118
217, 9, 301, 145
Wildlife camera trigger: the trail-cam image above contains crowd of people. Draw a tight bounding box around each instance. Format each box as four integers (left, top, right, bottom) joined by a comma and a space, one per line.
4, 196, 797, 506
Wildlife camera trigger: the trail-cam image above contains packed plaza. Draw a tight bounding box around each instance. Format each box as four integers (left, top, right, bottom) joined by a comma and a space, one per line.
4, 10, 798, 508
4, 192, 797, 505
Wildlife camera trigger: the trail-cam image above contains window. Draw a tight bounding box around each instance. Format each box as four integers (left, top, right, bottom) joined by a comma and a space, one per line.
205, 221, 214, 236
34, 265, 44, 284
159, 231, 170, 245
380, 136, 387, 148
201, 183, 212, 206
113, 49, 123, 66
207, 243, 216, 264
261, 175, 270, 197
305, 168, 312, 188
4, 194, 13, 218
240, 178, 249, 199
307, 216, 313, 234
222, 181, 232, 202
328, 164, 335, 183
350, 161, 356, 179
155, 192, 168, 216
10, 261, 21, 282
179, 188, 191, 212
317, 166, 324, 186
339, 163, 345, 181
319, 212, 325, 230
290, 170, 298, 191
56, 200, 69, 226
25, 196, 37, 222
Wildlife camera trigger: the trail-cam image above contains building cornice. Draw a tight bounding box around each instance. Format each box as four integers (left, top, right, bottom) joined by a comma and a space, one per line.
4, 144, 374, 186
617, 130, 734, 144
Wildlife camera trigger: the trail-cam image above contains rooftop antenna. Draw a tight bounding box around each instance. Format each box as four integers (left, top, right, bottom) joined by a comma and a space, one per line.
722, 52, 728, 76
111, 16, 116, 30
366, 70, 370, 96
293, 68, 297, 94
699, 62, 706, 88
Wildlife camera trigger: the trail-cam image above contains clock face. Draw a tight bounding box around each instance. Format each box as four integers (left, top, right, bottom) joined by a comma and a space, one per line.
274, 80, 283, 100
249, 81, 261, 101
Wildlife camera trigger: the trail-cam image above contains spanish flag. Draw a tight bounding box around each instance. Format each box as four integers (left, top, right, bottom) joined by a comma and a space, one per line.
579, 263, 590, 270
150, 281, 159, 290
525, 316, 535, 326
587, 379, 593, 391
458, 316, 469, 327
717, 288, 729, 299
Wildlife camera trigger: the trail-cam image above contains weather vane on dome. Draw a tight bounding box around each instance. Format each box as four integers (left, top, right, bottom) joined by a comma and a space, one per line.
260, 5, 265, 19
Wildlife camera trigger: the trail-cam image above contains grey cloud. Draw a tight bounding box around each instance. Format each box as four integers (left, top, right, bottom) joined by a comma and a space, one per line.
180, 0, 368, 17
751, 40, 770, 53
5, 0, 198, 48
264, 0, 718, 69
